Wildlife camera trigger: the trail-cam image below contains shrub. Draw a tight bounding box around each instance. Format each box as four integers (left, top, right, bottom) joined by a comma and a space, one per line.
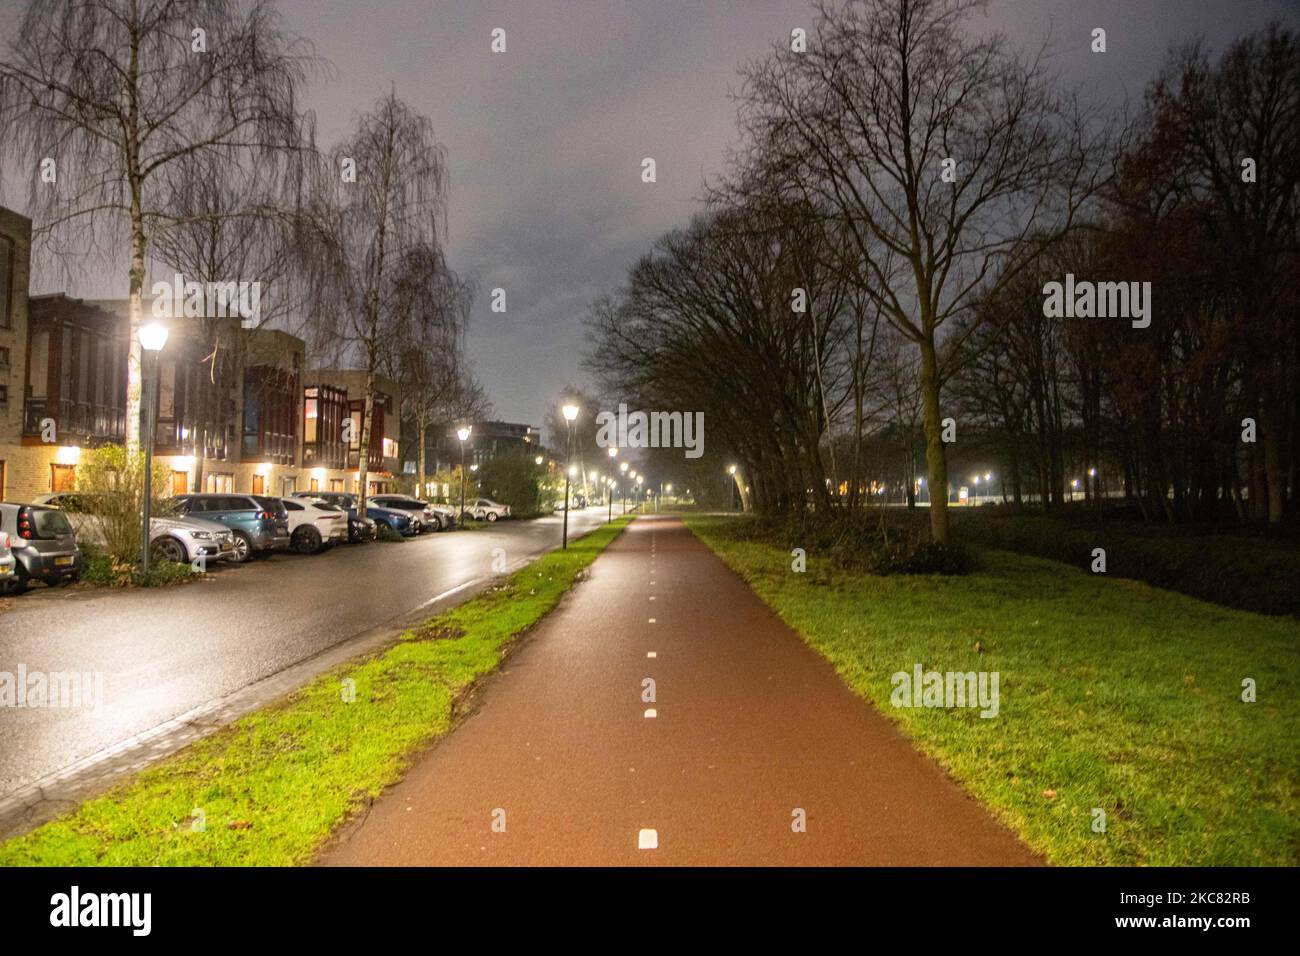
953, 512, 1300, 616
375, 522, 406, 543
72, 445, 174, 562
81, 552, 194, 588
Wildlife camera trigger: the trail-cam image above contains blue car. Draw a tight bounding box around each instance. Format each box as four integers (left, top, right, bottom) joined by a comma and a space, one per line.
297, 492, 416, 536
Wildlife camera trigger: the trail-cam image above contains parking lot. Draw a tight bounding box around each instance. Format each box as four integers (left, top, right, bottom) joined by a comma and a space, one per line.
0, 506, 615, 802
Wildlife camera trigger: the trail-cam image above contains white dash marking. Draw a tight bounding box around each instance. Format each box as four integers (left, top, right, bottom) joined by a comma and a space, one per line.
643, 708, 657, 718
648, 618, 656, 623
638, 828, 658, 849
647, 651, 657, 658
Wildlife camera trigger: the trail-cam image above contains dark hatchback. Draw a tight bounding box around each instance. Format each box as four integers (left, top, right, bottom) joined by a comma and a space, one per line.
172, 494, 291, 563
0, 502, 83, 592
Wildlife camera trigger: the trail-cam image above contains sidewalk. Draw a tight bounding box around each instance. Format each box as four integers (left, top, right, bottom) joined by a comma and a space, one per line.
318, 516, 1039, 865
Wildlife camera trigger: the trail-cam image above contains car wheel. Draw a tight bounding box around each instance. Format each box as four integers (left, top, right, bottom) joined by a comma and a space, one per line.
230, 532, 254, 564
486, 511, 499, 522
292, 526, 322, 555
151, 536, 187, 564
428, 515, 442, 532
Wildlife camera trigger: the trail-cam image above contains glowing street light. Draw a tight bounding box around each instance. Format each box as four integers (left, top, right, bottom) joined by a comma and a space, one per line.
561, 402, 579, 548
457, 426, 472, 521
139, 322, 169, 574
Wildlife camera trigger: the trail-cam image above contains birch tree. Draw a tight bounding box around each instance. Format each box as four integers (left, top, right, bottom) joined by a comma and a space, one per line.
0, 0, 319, 450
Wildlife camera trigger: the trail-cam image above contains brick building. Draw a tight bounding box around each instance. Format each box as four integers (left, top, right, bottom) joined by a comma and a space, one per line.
0, 204, 401, 502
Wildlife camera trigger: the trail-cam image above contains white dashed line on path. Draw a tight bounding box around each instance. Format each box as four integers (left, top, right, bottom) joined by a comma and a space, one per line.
638, 829, 659, 850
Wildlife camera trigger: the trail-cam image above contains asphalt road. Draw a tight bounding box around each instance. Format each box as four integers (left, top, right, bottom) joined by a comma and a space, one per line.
321, 516, 1039, 865
0, 506, 616, 799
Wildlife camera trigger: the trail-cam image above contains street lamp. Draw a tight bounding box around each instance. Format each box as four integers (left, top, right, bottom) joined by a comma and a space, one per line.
727, 464, 739, 510
535, 455, 543, 466
619, 460, 629, 513
457, 426, 471, 521
139, 322, 169, 574
561, 402, 579, 548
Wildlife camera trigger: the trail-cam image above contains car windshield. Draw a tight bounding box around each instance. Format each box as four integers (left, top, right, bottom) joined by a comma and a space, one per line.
31, 508, 74, 537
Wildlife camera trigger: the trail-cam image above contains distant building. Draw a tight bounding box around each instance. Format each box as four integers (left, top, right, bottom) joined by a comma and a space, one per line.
409, 419, 542, 476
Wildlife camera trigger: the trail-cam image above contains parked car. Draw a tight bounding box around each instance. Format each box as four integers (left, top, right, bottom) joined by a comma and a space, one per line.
293, 491, 415, 537
464, 497, 511, 522
280, 497, 348, 554
35, 492, 237, 566
0, 533, 17, 590
427, 502, 459, 530
296, 496, 375, 543
0, 502, 83, 592
369, 494, 447, 532
172, 494, 291, 563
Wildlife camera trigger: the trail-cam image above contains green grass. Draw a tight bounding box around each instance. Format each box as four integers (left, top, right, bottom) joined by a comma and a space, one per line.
0, 517, 632, 867
685, 515, 1300, 866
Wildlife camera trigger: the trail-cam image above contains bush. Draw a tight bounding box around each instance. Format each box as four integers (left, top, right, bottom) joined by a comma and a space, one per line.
860, 538, 979, 575
375, 522, 406, 543
72, 445, 174, 562
476, 451, 544, 515
81, 553, 194, 588
717, 508, 976, 575
953, 512, 1300, 616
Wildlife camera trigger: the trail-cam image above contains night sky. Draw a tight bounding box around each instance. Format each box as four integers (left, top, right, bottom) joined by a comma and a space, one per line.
5, 0, 1295, 424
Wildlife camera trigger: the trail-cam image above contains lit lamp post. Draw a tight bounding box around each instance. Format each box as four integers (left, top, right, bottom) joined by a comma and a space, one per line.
606, 447, 618, 522
727, 464, 738, 511
457, 426, 471, 520
139, 321, 169, 574
561, 402, 579, 548
619, 461, 629, 512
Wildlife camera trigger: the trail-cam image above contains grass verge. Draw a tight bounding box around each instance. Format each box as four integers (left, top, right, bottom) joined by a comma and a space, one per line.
685, 514, 1299, 866
0, 517, 632, 866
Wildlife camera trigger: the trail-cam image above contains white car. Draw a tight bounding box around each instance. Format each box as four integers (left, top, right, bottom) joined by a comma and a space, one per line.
464, 498, 510, 522
35, 492, 237, 565
280, 497, 348, 554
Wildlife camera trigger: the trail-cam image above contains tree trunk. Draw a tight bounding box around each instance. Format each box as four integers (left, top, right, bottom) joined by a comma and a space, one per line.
919, 336, 949, 543
416, 407, 427, 498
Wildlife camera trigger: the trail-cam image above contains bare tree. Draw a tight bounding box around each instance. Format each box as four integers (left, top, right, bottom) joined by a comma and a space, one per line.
392, 243, 485, 496
297, 89, 448, 511
734, 0, 1113, 542
0, 0, 320, 450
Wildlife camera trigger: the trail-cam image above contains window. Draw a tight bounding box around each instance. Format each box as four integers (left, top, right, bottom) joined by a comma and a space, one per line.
171, 471, 189, 496
309, 478, 320, 492
282, 477, 295, 497
0, 461, 5, 500
329, 479, 343, 492
0, 384, 7, 407
251, 474, 265, 494
51, 464, 76, 493
0, 234, 12, 328
284, 500, 303, 512
205, 472, 233, 493
0, 346, 9, 369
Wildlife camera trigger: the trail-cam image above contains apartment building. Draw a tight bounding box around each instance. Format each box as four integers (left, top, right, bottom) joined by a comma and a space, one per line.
0, 204, 402, 502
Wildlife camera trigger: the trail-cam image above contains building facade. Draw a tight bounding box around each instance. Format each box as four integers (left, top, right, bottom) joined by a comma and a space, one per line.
0, 205, 402, 503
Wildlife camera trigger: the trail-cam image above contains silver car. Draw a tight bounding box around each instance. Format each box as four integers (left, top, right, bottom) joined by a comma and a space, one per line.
35, 492, 236, 566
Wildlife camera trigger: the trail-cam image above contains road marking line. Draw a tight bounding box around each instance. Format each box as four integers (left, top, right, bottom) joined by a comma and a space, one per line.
649, 618, 656, 623
638, 828, 658, 849
649, 595, 656, 600
647, 651, 656, 658
644, 708, 657, 718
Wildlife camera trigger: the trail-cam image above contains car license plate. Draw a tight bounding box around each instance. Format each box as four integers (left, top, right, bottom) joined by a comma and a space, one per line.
220, 541, 233, 551
54, 556, 74, 567
0, 566, 10, 575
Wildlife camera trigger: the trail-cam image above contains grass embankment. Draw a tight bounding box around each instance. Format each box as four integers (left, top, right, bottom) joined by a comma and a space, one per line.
685, 515, 1299, 866
0, 517, 632, 866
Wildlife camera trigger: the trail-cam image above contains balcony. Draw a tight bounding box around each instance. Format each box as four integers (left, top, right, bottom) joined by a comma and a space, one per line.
24, 397, 125, 442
